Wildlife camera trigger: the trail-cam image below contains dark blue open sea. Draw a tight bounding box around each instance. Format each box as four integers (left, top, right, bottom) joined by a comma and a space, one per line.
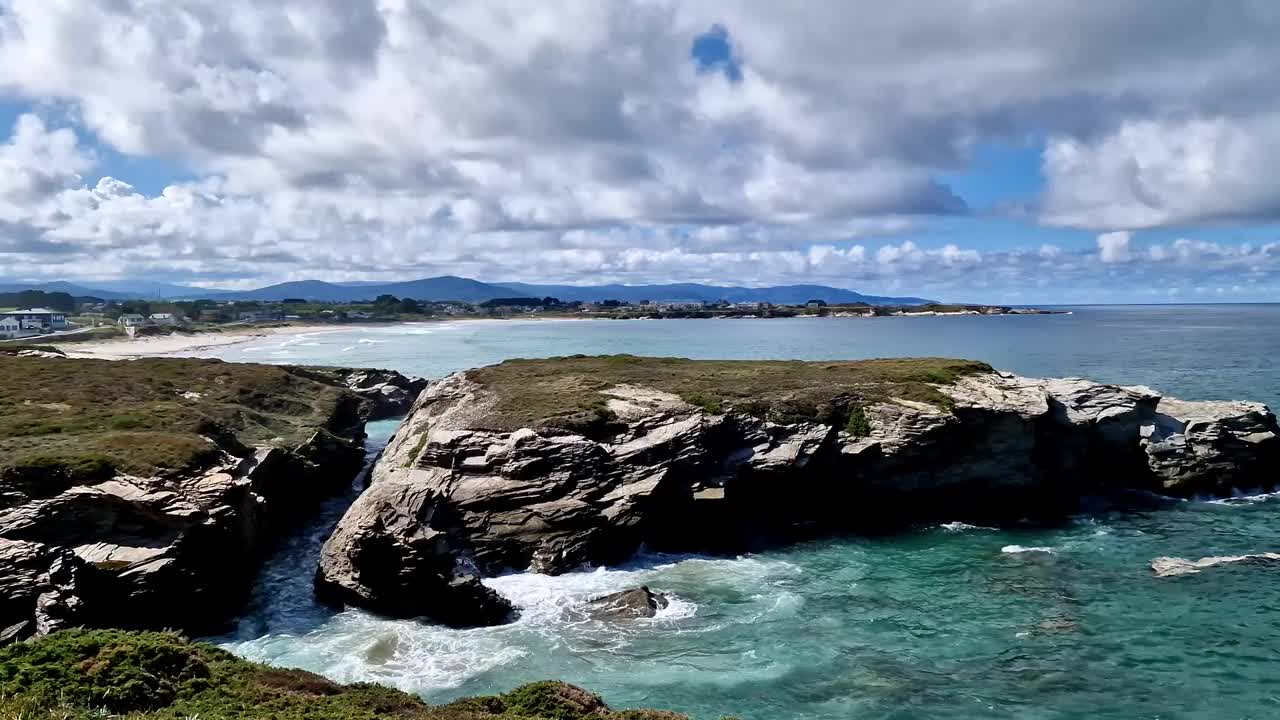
195, 306, 1280, 719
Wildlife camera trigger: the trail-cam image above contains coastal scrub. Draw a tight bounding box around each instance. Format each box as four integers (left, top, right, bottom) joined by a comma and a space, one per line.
464, 355, 992, 432
0, 629, 698, 720
0, 355, 358, 490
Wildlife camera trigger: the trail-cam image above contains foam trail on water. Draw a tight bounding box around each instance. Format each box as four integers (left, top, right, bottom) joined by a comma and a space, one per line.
1001, 545, 1056, 554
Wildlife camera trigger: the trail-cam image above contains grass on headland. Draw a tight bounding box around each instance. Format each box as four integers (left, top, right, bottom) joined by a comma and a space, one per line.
465, 355, 992, 435
0, 629, 699, 720
0, 355, 355, 492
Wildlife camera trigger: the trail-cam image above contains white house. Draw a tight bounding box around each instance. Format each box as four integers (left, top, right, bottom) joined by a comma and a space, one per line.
118, 314, 148, 327
0, 316, 28, 339
149, 313, 179, 326
2, 308, 68, 332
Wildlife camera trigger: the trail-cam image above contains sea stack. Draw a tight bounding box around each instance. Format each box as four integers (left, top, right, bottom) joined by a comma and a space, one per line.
316, 356, 1279, 626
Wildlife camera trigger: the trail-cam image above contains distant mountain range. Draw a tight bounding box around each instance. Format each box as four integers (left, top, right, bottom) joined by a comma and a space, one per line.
497, 282, 936, 306
0, 276, 938, 306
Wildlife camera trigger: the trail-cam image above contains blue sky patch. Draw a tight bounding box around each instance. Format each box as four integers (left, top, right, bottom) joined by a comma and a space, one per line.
691, 25, 742, 82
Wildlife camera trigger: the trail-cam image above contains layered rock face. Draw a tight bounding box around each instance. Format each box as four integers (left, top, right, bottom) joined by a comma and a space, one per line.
317, 367, 429, 420
0, 362, 425, 644
317, 362, 1278, 627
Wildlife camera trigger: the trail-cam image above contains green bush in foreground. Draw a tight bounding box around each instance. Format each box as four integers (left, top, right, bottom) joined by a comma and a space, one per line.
0, 630, 702, 720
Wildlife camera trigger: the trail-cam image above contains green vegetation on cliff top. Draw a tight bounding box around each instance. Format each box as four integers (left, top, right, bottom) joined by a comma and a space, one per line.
0, 355, 358, 489
465, 355, 992, 434
0, 630, 694, 720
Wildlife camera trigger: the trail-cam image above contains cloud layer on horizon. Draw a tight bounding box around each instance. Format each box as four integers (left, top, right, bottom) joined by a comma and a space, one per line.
0, 0, 1279, 301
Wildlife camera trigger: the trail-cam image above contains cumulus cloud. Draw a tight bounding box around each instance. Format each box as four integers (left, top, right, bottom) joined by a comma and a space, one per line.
1097, 231, 1133, 263
0, 114, 94, 222
0, 1, 1278, 297
1041, 117, 1280, 228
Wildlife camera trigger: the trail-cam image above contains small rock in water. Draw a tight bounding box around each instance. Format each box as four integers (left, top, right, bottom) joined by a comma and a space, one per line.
586, 586, 669, 620
1035, 614, 1080, 634
364, 634, 400, 664
1151, 552, 1280, 577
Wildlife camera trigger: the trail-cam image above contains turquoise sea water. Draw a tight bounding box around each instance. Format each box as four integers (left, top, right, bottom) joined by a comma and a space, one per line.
204, 306, 1280, 719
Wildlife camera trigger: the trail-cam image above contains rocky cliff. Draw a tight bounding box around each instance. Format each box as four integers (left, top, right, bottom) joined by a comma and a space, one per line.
0, 356, 424, 643
316, 356, 1279, 626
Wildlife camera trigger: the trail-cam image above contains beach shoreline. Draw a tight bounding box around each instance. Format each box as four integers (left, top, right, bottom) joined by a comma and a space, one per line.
53, 324, 346, 359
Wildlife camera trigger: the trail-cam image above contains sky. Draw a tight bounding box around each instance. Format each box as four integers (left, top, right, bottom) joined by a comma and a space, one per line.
1, 2, 1279, 304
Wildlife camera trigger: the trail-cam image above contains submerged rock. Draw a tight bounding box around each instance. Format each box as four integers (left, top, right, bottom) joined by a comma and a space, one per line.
1151, 553, 1280, 577
586, 587, 670, 620
316, 357, 1279, 625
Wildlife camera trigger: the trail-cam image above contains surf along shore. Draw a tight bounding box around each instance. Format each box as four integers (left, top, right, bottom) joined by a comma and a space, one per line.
52, 324, 350, 359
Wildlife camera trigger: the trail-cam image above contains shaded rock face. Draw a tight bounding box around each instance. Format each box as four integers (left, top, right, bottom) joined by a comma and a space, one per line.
317, 370, 1279, 625
314, 481, 517, 627
0, 365, 429, 643
0, 432, 365, 643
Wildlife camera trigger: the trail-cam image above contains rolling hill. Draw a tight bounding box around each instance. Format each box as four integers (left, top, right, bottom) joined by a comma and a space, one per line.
495, 282, 936, 306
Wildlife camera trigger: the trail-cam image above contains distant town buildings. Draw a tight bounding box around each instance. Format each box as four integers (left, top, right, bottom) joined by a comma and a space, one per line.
237, 310, 284, 322
0, 308, 69, 338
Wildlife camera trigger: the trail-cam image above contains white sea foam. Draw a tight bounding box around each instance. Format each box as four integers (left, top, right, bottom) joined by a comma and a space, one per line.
357, 338, 382, 344
1001, 545, 1056, 554
223, 551, 797, 695
1205, 488, 1280, 505
939, 521, 996, 532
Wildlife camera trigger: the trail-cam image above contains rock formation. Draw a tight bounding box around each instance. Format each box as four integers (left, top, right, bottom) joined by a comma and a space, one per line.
586, 587, 670, 620
0, 360, 425, 644
317, 358, 1278, 626
317, 367, 429, 420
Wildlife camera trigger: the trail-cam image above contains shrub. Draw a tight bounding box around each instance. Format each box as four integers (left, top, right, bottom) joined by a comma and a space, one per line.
0, 629, 217, 712
0, 630, 703, 719
843, 406, 871, 437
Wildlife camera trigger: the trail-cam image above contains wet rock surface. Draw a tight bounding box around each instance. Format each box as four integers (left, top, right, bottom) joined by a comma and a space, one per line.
586, 587, 670, 620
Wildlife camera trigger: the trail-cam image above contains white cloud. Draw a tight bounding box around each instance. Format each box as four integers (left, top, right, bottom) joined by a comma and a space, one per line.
1041, 116, 1280, 228
1097, 231, 1133, 263
0, 114, 94, 222
0, 1, 1278, 298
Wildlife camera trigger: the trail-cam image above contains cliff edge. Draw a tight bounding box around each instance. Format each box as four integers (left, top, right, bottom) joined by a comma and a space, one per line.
0, 356, 424, 643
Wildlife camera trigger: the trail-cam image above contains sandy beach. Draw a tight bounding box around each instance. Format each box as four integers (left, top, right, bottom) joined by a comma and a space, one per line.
54, 324, 342, 359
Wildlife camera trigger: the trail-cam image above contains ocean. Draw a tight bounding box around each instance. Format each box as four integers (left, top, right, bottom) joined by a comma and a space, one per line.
200, 306, 1280, 719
